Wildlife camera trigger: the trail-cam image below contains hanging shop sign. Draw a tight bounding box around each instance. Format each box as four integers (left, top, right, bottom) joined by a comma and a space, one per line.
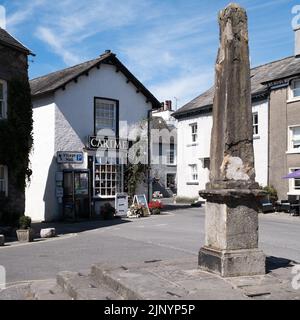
88, 136, 129, 150
57, 152, 84, 164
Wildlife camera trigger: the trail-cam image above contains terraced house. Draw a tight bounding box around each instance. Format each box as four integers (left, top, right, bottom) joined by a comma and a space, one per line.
0, 27, 33, 224
173, 33, 300, 201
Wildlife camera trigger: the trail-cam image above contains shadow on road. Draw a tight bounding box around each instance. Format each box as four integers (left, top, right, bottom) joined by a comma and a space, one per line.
266, 256, 296, 273
2, 218, 131, 243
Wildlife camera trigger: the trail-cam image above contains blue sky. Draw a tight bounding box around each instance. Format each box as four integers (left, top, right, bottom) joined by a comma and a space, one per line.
0, 0, 298, 108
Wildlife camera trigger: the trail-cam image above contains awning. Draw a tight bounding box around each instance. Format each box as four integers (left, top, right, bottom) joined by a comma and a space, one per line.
282, 170, 300, 179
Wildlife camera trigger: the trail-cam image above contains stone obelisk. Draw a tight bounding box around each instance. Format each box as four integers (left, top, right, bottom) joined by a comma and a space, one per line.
199, 3, 266, 277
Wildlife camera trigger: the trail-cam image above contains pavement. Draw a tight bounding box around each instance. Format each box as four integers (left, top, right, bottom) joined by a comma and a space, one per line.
0, 203, 300, 300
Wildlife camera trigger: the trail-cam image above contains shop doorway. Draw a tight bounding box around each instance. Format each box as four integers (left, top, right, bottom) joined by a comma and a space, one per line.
63, 170, 91, 220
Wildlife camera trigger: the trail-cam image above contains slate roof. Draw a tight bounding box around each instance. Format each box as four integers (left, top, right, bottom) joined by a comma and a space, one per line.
30, 51, 161, 109
0, 28, 33, 55
173, 56, 300, 118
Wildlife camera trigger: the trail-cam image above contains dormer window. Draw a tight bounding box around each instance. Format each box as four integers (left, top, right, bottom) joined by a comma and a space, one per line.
290, 79, 300, 100
0, 80, 7, 120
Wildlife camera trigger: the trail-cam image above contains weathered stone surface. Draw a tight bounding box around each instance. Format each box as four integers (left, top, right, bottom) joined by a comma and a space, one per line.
40, 228, 56, 238
209, 3, 256, 189
204, 201, 259, 251
199, 247, 265, 277
199, 3, 265, 277
0, 235, 4, 246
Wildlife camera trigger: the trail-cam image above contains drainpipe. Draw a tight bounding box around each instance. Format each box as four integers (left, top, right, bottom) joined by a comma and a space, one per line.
147, 109, 152, 202
267, 93, 270, 188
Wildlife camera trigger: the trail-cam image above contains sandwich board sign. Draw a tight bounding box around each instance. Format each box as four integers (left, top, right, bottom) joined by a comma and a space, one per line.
115, 193, 128, 217
133, 194, 150, 216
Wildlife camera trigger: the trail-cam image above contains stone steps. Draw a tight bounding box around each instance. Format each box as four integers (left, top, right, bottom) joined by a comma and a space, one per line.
56, 271, 123, 300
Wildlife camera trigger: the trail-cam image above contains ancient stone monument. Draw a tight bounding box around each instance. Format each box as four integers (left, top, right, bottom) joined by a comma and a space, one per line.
199, 3, 266, 277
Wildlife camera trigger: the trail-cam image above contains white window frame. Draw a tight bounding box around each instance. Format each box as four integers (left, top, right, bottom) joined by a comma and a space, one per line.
288, 168, 300, 195
288, 78, 300, 102
288, 125, 300, 153
189, 164, 198, 182
93, 156, 123, 199
190, 123, 198, 143
0, 165, 8, 197
253, 112, 259, 136
0, 79, 7, 120
95, 98, 117, 135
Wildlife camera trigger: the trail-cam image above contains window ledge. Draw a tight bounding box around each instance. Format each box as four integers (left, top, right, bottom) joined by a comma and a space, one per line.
186, 143, 198, 147
287, 98, 300, 104
286, 150, 300, 155
287, 192, 300, 196
253, 135, 260, 140
186, 182, 199, 186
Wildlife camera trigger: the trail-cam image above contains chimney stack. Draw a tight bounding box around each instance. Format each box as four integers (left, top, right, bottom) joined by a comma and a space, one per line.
164, 100, 172, 111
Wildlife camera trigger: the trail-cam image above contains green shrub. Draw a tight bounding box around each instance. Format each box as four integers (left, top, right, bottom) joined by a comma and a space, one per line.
261, 185, 278, 202
19, 216, 32, 229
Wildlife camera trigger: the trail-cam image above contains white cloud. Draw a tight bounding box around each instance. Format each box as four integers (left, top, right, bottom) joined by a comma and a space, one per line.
35, 27, 82, 65
6, 0, 46, 29
150, 71, 214, 108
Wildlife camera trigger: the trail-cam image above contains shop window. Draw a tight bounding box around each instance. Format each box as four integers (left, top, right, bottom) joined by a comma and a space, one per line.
0, 80, 7, 120
94, 157, 123, 198
288, 126, 300, 152
0, 165, 8, 197
95, 98, 116, 134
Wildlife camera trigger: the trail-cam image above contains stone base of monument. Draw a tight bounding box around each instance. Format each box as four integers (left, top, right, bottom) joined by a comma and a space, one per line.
199, 247, 265, 277
199, 189, 266, 277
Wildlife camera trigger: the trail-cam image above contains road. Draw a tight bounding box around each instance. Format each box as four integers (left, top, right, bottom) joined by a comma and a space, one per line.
0, 207, 299, 285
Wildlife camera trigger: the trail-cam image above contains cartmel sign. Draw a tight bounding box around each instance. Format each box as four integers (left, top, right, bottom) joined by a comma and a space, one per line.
88, 136, 129, 150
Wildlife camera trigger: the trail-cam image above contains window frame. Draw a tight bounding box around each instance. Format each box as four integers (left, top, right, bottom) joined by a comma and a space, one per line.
189, 164, 198, 182
288, 125, 300, 153
288, 168, 300, 195
94, 97, 119, 136
0, 79, 7, 120
0, 165, 8, 197
289, 79, 300, 101
190, 123, 198, 143
252, 112, 259, 136
93, 156, 124, 199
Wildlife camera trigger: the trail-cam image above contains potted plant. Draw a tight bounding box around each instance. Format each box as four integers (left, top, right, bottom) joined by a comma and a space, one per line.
100, 203, 116, 220
149, 200, 163, 215
16, 216, 34, 242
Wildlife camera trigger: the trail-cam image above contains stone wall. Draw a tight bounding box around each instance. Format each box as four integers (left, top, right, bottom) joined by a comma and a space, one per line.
0, 44, 30, 223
